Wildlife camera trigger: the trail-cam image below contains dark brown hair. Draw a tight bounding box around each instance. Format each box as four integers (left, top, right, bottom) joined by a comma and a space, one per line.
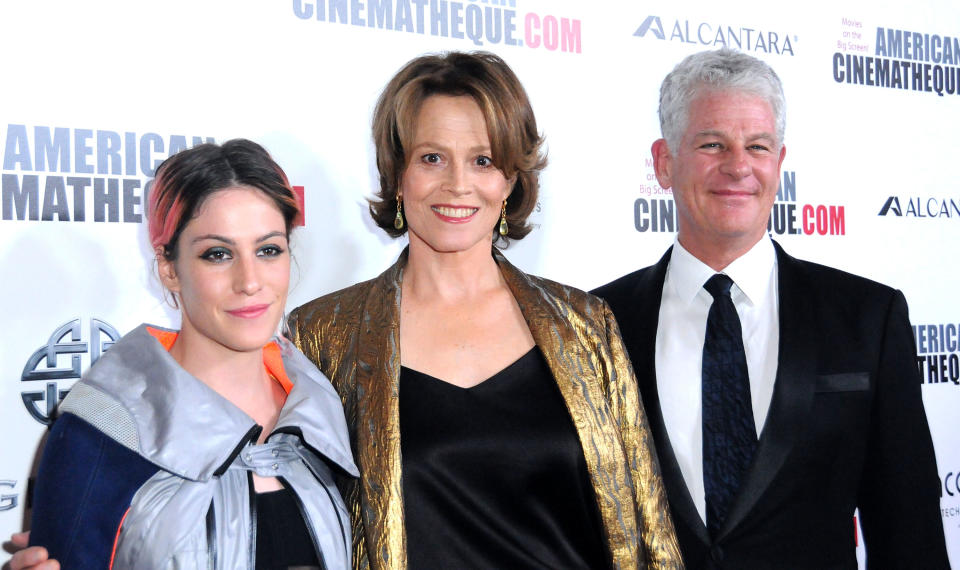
148, 139, 300, 260
369, 51, 547, 244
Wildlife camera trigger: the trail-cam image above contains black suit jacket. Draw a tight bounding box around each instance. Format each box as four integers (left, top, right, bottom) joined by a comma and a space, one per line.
593, 241, 948, 569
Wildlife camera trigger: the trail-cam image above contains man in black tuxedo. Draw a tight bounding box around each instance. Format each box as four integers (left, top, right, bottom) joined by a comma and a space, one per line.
593, 48, 948, 569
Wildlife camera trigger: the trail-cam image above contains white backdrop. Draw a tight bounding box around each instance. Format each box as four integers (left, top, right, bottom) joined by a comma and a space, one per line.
2, 0, 958, 565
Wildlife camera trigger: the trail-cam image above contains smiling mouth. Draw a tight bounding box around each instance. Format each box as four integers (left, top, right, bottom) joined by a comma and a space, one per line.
431, 206, 479, 219
712, 189, 757, 197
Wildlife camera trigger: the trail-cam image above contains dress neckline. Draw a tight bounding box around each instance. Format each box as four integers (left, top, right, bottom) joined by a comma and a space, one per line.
400, 346, 538, 391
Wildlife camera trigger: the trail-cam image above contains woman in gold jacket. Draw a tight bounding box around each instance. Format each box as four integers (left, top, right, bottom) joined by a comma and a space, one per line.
288, 52, 682, 570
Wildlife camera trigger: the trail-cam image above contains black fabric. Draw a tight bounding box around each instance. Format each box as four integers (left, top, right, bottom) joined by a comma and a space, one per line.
701, 274, 757, 539
399, 347, 608, 570
255, 486, 321, 570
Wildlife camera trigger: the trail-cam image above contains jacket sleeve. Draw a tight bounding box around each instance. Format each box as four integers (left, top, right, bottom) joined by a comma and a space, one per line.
599, 300, 685, 569
29, 413, 159, 569
857, 290, 949, 568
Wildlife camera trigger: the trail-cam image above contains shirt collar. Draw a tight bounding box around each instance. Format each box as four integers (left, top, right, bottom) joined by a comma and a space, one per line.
667, 237, 777, 306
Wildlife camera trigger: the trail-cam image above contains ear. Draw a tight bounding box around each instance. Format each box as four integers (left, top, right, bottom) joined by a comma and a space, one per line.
505, 175, 517, 202
777, 143, 787, 170
651, 138, 673, 189
156, 247, 181, 294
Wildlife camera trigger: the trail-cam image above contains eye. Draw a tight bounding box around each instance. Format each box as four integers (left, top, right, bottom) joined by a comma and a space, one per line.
699, 142, 722, 150
257, 244, 285, 258
421, 153, 442, 164
475, 155, 493, 167
748, 143, 771, 152
200, 247, 232, 263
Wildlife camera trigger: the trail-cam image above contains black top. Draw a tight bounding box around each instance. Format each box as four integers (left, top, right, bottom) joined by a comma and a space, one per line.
399, 347, 608, 569
255, 486, 321, 569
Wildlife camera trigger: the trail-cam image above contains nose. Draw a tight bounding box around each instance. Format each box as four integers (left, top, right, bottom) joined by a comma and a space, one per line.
444, 162, 469, 196
720, 146, 751, 180
233, 255, 261, 295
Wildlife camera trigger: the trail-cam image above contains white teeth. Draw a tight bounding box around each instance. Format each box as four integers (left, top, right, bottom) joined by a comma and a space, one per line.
432, 206, 478, 218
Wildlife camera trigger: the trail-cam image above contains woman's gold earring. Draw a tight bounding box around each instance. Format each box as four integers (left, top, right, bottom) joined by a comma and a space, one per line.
394, 194, 404, 230
498, 199, 508, 236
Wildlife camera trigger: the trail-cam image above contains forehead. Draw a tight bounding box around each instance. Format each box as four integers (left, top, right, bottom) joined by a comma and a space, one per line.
186, 186, 284, 230
412, 95, 489, 139
685, 89, 776, 135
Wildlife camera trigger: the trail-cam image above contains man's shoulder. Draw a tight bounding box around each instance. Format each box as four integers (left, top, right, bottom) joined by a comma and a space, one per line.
593, 265, 659, 298
775, 242, 898, 302
591, 248, 672, 302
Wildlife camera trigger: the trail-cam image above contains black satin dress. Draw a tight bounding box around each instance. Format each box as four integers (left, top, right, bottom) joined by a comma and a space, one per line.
399, 347, 609, 569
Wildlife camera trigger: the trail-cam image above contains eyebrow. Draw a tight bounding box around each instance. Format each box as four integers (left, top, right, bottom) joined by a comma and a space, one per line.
411, 141, 492, 154
694, 129, 777, 142
191, 231, 287, 245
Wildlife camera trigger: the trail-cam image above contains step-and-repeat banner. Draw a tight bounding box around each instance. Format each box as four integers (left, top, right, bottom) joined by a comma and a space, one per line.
2, 1, 958, 565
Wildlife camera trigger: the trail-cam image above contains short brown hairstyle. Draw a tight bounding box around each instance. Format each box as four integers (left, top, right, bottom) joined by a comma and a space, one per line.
369, 51, 547, 244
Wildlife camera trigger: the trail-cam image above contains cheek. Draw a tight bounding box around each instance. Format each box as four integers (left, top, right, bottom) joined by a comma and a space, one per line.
672, 189, 698, 216
268, 259, 292, 294
276, 265, 292, 293
489, 176, 512, 202
178, 275, 218, 307
689, 158, 716, 182
400, 168, 430, 199
759, 165, 782, 188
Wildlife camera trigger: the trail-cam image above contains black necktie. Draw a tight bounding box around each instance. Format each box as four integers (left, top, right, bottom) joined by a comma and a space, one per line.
702, 274, 757, 539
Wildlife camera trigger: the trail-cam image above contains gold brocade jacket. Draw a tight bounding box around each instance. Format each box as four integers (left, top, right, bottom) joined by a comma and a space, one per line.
287, 249, 683, 570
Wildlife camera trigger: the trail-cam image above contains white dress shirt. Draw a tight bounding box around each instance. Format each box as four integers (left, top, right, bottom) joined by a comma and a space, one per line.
655, 237, 779, 523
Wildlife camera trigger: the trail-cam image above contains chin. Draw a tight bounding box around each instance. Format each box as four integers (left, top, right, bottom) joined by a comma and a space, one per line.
223, 337, 274, 353
220, 326, 278, 352
712, 213, 764, 233
421, 232, 493, 254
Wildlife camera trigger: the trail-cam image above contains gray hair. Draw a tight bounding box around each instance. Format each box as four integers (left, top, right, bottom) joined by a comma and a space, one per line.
659, 48, 786, 152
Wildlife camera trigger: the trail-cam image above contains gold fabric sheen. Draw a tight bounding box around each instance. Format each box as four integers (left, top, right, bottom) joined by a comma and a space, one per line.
287, 249, 683, 569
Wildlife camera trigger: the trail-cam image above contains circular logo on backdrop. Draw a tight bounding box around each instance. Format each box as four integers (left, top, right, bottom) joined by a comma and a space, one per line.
20, 318, 121, 424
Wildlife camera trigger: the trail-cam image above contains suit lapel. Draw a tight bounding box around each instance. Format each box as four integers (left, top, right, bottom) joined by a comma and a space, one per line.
615, 249, 713, 545
628, 248, 710, 544
718, 241, 818, 540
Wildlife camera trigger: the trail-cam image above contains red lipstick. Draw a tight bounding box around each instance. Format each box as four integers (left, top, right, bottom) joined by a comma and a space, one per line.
227, 304, 270, 319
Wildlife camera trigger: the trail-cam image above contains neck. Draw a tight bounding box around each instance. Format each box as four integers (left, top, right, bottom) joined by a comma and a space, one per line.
169, 328, 273, 406
678, 232, 765, 272
404, 237, 503, 302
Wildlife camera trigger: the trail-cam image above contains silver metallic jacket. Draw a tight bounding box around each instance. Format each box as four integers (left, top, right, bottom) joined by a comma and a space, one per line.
58, 324, 359, 569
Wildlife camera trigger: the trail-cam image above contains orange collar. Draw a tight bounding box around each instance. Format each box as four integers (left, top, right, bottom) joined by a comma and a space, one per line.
146, 327, 293, 394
